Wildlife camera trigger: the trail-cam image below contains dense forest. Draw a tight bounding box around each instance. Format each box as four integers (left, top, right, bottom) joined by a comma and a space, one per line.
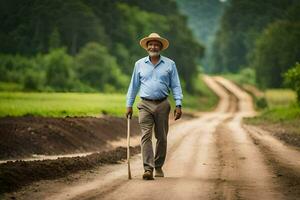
178, 0, 300, 90
0, 0, 204, 93
210, 0, 300, 88
1, 0, 300, 94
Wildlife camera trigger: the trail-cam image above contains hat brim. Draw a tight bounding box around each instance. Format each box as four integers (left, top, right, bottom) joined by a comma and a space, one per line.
140, 37, 169, 51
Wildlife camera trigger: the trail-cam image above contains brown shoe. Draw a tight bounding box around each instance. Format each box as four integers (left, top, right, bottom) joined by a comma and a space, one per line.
142, 170, 154, 180
155, 168, 164, 177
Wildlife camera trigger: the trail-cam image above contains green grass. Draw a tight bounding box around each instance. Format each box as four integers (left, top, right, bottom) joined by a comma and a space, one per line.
0, 90, 217, 118
221, 68, 256, 87
184, 75, 218, 112
0, 75, 218, 117
247, 105, 300, 124
0, 82, 23, 92
265, 89, 297, 108
245, 89, 299, 127
0, 92, 133, 117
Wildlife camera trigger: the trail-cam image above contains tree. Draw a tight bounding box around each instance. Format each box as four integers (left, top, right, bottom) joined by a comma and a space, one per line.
211, 0, 299, 73
44, 48, 75, 91
75, 42, 129, 92
0, 0, 109, 55
48, 27, 61, 50
0, 0, 204, 93
251, 21, 300, 88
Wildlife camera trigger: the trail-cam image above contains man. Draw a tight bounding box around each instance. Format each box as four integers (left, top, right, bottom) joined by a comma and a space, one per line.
126, 33, 183, 180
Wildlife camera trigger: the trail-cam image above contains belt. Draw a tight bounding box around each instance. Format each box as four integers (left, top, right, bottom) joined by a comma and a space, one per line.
141, 97, 167, 102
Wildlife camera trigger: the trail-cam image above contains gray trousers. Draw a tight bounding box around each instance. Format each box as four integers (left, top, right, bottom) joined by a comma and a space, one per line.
137, 99, 171, 171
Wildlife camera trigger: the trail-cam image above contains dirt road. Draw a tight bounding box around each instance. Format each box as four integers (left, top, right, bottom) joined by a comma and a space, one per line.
5, 76, 300, 200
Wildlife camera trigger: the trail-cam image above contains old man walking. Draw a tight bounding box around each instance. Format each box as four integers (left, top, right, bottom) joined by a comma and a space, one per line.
126, 33, 183, 180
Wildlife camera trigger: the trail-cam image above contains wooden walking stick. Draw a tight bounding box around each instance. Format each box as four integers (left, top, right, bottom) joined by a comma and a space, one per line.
127, 117, 132, 179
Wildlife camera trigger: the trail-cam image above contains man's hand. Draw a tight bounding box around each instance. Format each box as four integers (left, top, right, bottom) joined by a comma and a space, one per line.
126, 107, 133, 119
174, 107, 182, 120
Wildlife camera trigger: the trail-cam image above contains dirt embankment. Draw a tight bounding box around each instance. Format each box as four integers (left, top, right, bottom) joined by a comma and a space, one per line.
0, 116, 140, 159
0, 115, 142, 195
0, 109, 194, 196
0, 146, 140, 195
251, 122, 300, 148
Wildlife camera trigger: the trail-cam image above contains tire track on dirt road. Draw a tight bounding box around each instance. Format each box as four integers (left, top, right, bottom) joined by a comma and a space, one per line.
244, 124, 300, 199
213, 77, 284, 200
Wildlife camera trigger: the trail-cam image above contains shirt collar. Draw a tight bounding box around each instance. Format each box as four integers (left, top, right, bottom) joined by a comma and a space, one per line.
144, 55, 165, 64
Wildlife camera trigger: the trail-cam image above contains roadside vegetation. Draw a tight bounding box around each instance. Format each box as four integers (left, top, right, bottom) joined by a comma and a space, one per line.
245, 90, 300, 147
0, 0, 215, 119
0, 92, 129, 117
247, 89, 298, 123
0, 75, 217, 117
0, 0, 204, 94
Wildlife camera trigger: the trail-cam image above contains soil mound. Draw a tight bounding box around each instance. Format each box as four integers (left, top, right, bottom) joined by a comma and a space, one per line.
0, 116, 140, 159
0, 146, 140, 194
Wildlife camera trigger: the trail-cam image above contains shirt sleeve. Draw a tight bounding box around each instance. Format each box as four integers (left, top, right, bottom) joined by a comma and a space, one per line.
170, 62, 183, 106
126, 63, 140, 107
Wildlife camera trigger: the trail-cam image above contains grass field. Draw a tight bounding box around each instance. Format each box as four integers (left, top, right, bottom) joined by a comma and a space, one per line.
245, 88, 299, 130
0, 92, 131, 117
264, 89, 297, 108
0, 76, 218, 117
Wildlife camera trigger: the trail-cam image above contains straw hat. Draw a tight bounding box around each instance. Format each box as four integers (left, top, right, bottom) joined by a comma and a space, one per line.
139, 33, 169, 51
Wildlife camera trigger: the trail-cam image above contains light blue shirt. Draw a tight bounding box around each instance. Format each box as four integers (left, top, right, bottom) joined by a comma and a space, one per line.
126, 55, 183, 107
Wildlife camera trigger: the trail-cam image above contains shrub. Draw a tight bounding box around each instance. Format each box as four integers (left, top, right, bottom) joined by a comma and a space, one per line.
284, 63, 300, 103
43, 48, 76, 91
75, 42, 129, 92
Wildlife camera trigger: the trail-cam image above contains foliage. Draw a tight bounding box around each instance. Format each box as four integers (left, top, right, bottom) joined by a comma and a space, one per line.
222, 68, 256, 86
43, 48, 76, 91
23, 68, 44, 91
284, 63, 300, 102
75, 42, 129, 92
164, 15, 204, 93
0, 54, 34, 84
265, 89, 297, 108
255, 97, 268, 109
0, 82, 23, 91
48, 27, 61, 50
251, 21, 300, 88
211, 0, 299, 74
210, 0, 300, 92
0, 89, 218, 117
246, 105, 300, 124
0, 0, 109, 55
0, 0, 204, 94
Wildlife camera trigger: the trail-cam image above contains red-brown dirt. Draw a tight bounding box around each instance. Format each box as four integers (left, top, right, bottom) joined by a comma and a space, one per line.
0, 116, 140, 159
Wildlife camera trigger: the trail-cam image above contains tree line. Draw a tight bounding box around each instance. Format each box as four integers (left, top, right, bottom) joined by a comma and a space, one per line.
0, 0, 204, 93
211, 0, 300, 89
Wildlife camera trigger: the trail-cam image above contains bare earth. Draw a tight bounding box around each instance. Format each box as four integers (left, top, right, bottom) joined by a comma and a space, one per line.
3, 76, 300, 200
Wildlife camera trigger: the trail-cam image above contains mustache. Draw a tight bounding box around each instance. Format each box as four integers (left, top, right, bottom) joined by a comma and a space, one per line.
148, 51, 160, 56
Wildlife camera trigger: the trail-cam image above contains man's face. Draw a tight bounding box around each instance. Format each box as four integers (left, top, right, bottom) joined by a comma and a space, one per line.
147, 40, 162, 57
